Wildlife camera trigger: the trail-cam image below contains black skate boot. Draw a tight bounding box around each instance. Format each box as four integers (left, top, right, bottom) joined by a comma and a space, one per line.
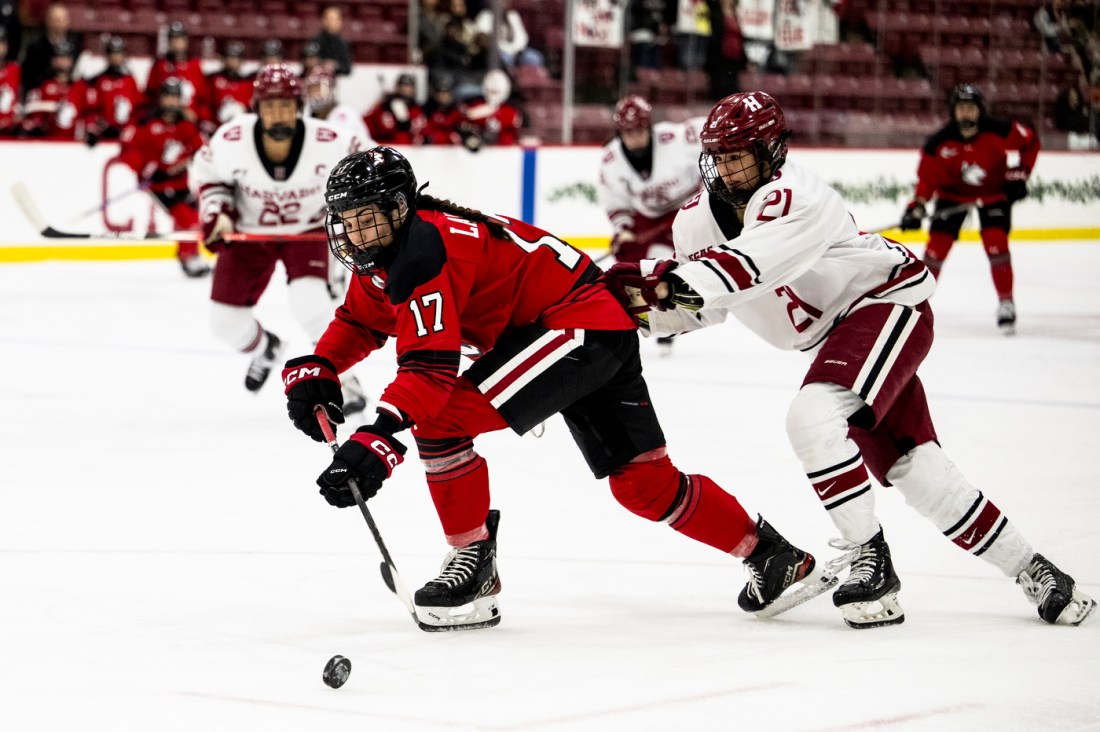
340, 374, 367, 416
414, 509, 502, 630
244, 331, 285, 392
1017, 553, 1096, 626
738, 516, 837, 618
829, 528, 904, 629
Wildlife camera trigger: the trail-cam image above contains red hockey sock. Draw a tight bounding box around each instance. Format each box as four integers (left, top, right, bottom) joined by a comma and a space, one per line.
426, 453, 491, 546
669, 474, 757, 556
923, 232, 955, 278
177, 241, 199, 259
981, 229, 1013, 299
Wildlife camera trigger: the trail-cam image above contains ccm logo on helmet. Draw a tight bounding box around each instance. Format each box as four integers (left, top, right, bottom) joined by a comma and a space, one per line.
284, 366, 321, 386
328, 191, 349, 200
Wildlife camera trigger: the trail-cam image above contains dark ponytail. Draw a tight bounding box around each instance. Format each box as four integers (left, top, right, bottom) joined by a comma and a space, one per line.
416, 194, 509, 239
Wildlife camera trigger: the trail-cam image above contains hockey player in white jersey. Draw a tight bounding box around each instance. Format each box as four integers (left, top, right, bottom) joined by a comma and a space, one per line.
597, 95, 703, 353
303, 65, 372, 147
604, 91, 1094, 628
191, 63, 367, 413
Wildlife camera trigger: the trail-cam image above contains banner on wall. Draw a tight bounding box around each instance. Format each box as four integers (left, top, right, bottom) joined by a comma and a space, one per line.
572, 0, 626, 48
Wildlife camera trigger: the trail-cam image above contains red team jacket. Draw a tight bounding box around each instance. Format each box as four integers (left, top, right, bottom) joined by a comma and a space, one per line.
364, 95, 425, 144
461, 98, 523, 145
314, 210, 633, 425
78, 69, 143, 137
914, 117, 1040, 204
207, 70, 253, 124
145, 57, 210, 123
21, 78, 74, 137
0, 61, 20, 133
118, 113, 205, 193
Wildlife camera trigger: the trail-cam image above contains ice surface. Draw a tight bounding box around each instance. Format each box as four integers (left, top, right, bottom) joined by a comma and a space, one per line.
1, 242, 1098, 731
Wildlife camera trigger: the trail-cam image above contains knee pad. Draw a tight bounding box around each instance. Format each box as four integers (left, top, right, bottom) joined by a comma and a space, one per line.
210, 301, 261, 352
785, 382, 864, 462
608, 454, 681, 522
885, 442, 970, 523
288, 276, 334, 342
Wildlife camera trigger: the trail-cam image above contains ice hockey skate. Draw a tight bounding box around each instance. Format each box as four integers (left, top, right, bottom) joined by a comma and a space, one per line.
340, 374, 367, 416
827, 528, 905, 629
414, 509, 502, 631
738, 516, 838, 619
179, 255, 211, 278
244, 331, 285, 392
1017, 553, 1096, 626
996, 299, 1016, 336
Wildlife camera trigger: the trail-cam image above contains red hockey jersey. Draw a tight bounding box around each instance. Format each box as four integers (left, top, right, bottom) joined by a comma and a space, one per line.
207, 70, 253, 124
461, 98, 523, 146
21, 78, 74, 138
914, 117, 1040, 204
80, 69, 142, 137
145, 57, 210, 123
0, 61, 20, 133
315, 209, 633, 424
118, 113, 205, 193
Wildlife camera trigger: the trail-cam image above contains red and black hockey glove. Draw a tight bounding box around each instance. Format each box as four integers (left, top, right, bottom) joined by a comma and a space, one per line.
900, 201, 927, 231
283, 355, 345, 442
316, 426, 407, 507
1004, 168, 1029, 203
603, 259, 680, 315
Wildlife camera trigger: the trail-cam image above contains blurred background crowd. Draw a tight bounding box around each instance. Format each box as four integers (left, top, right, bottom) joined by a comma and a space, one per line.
0, 0, 1097, 149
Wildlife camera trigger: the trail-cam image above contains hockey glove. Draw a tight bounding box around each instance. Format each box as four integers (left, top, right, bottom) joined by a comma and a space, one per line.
610, 228, 636, 256
1004, 168, 1029, 203
283, 355, 345, 442
900, 201, 927, 230
316, 427, 407, 507
603, 259, 679, 315
201, 204, 237, 253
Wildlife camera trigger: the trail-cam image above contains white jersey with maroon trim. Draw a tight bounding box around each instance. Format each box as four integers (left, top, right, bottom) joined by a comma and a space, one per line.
191, 113, 361, 234
646, 159, 937, 352
597, 118, 705, 231
317, 103, 373, 150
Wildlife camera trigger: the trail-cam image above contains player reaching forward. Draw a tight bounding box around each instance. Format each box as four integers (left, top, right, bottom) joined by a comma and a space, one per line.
605, 92, 1093, 629
191, 64, 366, 412
597, 95, 704, 354
280, 146, 834, 630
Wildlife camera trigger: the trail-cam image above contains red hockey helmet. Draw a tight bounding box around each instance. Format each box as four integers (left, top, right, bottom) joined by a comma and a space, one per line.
252, 63, 302, 111
613, 95, 652, 132
699, 91, 791, 207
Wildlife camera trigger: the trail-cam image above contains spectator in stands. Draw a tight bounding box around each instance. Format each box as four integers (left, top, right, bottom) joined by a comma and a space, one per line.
459, 68, 523, 149
0, 25, 21, 135
208, 41, 253, 125
674, 0, 711, 72
119, 78, 208, 278
262, 39, 285, 67
0, 0, 21, 63
473, 0, 544, 70
301, 40, 323, 78
146, 22, 210, 128
419, 72, 464, 145
19, 40, 74, 137
81, 36, 142, 146
1055, 84, 1090, 135
446, 0, 488, 70
629, 0, 673, 75
312, 6, 352, 76
705, 0, 745, 98
21, 3, 82, 98
435, 15, 485, 99
1035, 3, 1066, 54
417, 0, 449, 66
365, 72, 425, 144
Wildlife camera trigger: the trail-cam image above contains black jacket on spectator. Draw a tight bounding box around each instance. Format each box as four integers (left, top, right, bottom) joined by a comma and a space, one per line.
21, 32, 82, 98
1, 0, 21, 62
313, 30, 352, 76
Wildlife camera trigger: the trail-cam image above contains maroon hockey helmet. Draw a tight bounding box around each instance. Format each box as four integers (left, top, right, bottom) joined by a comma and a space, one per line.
613, 95, 652, 132
304, 65, 337, 110
699, 91, 791, 207
252, 63, 303, 111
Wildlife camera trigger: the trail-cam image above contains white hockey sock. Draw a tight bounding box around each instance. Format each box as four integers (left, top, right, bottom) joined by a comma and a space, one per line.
887, 442, 1032, 577
288, 276, 335, 342
210, 302, 263, 353
787, 382, 880, 544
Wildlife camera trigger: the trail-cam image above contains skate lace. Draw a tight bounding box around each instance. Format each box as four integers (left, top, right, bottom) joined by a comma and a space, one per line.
427, 545, 481, 588
825, 538, 861, 576
744, 562, 765, 604
1018, 561, 1055, 607
826, 537, 881, 583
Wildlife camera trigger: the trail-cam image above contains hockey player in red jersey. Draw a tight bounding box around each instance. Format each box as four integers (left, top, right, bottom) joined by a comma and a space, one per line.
119, 78, 208, 277
280, 146, 836, 630
364, 72, 424, 144
145, 22, 210, 130
191, 64, 366, 408
0, 27, 20, 135
207, 41, 253, 126
19, 41, 75, 138
80, 36, 142, 146
900, 84, 1040, 335
459, 69, 523, 149
605, 92, 1094, 629
416, 74, 464, 146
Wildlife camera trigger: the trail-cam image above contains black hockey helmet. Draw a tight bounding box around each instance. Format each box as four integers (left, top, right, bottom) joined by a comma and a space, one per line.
324, 147, 419, 274
167, 21, 188, 38
301, 40, 322, 60
262, 38, 284, 59
104, 35, 126, 55
160, 76, 184, 98
949, 84, 986, 116
225, 40, 246, 59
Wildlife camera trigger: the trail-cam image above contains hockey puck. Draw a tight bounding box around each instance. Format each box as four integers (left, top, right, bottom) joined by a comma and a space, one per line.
322, 655, 352, 689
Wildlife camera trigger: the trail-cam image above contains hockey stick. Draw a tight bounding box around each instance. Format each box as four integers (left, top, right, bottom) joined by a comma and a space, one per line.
869, 201, 978, 234
64, 181, 152, 224
314, 406, 423, 630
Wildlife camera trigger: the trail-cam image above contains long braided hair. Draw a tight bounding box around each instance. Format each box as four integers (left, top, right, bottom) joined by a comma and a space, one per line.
415, 194, 509, 239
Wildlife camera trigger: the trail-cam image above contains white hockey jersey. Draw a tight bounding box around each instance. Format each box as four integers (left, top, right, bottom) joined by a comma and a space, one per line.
316, 103, 373, 150
644, 159, 937, 352
191, 114, 361, 234
597, 118, 705, 231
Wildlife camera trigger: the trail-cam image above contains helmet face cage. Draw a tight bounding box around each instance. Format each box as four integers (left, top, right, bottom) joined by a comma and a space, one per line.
324, 148, 417, 275
305, 66, 336, 111
698, 92, 790, 207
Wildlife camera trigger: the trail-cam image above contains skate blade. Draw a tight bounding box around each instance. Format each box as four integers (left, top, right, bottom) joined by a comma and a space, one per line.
839, 591, 905, 629
1057, 589, 1096, 626
754, 566, 839, 619
416, 597, 501, 631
